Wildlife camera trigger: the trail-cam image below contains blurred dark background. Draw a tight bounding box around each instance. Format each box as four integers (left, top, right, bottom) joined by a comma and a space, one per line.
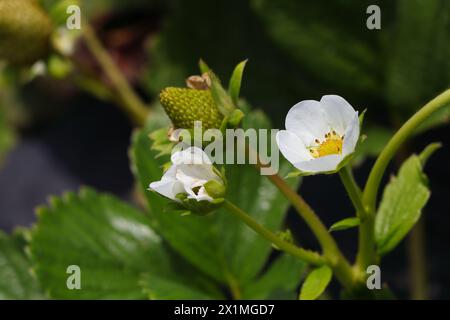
1, 0, 449, 299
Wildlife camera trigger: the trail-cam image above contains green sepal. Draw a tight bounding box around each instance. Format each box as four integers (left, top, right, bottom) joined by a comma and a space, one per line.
149, 127, 174, 158
329, 217, 361, 232
178, 196, 224, 216
284, 152, 355, 178
359, 109, 367, 127
228, 59, 248, 104
198, 59, 210, 74
209, 71, 236, 117
164, 201, 192, 216
227, 109, 245, 128
174, 187, 225, 216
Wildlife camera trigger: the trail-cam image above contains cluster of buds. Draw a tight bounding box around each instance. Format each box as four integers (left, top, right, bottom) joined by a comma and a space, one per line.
149, 61, 247, 214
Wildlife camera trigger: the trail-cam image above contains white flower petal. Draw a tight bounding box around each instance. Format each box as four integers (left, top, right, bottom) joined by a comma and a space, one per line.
294, 154, 344, 173
176, 164, 220, 184
285, 100, 329, 145
171, 147, 212, 165
276, 130, 313, 164
149, 164, 184, 201
343, 113, 360, 156
175, 163, 220, 201
150, 146, 223, 204
320, 95, 357, 135
187, 186, 213, 202
149, 179, 183, 202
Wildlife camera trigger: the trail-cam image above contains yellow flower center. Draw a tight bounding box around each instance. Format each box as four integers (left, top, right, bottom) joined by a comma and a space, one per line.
309, 131, 344, 158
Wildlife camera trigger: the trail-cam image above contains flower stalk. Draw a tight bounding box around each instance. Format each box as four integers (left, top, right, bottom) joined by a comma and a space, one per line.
338, 165, 367, 219
223, 200, 325, 266
363, 88, 450, 212
357, 88, 450, 273
261, 173, 356, 288
81, 22, 150, 126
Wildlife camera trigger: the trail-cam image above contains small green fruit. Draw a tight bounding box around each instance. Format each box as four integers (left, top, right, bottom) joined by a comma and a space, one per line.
160, 87, 224, 130
0, 0, 53, 64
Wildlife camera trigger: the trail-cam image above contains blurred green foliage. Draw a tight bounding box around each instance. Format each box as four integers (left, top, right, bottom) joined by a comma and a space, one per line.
146, 0, 450, 131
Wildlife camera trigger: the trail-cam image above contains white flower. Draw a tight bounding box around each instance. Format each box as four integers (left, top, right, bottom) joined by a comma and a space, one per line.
276, 95, 360, 174
149, 147, 223, 203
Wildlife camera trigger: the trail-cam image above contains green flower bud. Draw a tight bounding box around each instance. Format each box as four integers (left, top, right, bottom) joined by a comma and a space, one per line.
0, 0, 53, 64
149, 147, 226, 216
203, 179, 226, 200
159, 87, 224, 130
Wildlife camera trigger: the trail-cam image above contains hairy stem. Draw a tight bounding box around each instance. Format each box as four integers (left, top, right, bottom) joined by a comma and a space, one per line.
250, 147, 356, 288
339, 165, 367, 219
223, 200, 325, 266
363, 89, 450, 211
82, 22, 150, 126
358, 88, 450, 272
408, 217, 428, 300
262, 174, 355, 288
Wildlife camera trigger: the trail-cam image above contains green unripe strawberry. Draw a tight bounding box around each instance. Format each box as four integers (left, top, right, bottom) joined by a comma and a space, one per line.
0, 0, 53, 64
160, 87, 223, 129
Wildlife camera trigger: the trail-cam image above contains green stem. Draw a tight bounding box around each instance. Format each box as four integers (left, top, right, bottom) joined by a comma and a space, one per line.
224, 272, 242, 300
339, 165, 367, 219
263, 173, 339, 259
250, 149, 337, 258
407, 219, 428, 300
355, 214, 375, 276
363, 89, 450, 211
223, 200, 324, 266
251, 153, 356, 288
358, 88, 450, 273
81, 22, 150, 126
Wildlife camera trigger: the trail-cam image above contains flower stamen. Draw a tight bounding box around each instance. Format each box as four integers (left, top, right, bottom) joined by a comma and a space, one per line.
309, 130, 344, 158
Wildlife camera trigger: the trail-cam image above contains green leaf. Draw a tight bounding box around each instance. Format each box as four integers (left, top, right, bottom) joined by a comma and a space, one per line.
140, 272, 220, 300
329, 217, 360, 232
242, 254, 306, 299
0, 231, 43, 299
228, 59, 248, 104
299, 265, 332, 300
29, 188, 220, 299
131, 107, 301, 292
375, 144, 439, 255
